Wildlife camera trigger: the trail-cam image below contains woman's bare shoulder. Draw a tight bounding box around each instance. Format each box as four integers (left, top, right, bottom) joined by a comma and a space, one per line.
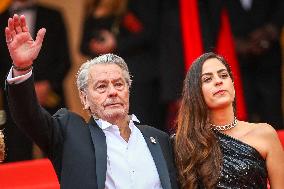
248, 122, 278, 137
238, 121, 281, 158
245, 122, 280, 149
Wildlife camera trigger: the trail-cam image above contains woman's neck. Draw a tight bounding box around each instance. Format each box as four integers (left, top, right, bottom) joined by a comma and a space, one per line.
209, 106, 235, 125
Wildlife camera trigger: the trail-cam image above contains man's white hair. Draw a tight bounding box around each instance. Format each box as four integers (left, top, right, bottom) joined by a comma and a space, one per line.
76, 53, 132, 92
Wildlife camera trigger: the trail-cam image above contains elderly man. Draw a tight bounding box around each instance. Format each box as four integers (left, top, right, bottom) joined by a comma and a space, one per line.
5, 14, 178, 189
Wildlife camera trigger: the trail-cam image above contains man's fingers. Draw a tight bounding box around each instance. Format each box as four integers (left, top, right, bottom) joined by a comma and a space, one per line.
5, 27, 13, 44
20, 15, 29, 32
13, 14, 23, 34
34, 28, 46, 47
8, 17, 14, 31
8, 18, 16, 39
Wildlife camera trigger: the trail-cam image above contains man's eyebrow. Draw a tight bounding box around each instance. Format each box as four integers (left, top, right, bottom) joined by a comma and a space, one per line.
112, 78, 124, 82
93, 77, 124, 84
93, 79, 107, 85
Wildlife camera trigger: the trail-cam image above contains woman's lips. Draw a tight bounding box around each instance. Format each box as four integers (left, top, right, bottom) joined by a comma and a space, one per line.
213, 90, 226, 96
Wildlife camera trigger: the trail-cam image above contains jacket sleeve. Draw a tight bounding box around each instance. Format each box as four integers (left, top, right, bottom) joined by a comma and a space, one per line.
5, 75, 67, 157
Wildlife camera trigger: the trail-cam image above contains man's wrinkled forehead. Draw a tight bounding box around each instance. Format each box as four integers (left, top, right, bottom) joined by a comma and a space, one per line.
89, 64, 125, 83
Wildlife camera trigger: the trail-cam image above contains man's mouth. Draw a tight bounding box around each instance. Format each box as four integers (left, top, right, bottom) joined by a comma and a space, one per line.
104, 102, 122, 107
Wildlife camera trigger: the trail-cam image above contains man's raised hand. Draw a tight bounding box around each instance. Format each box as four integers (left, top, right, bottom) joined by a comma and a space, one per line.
5, 14, 46, 70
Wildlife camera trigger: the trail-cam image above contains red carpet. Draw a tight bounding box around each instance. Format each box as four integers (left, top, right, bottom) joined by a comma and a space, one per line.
0, 158, 59, 189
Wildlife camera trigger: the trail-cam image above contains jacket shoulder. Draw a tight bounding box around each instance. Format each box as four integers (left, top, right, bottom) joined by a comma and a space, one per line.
53, 108, 85, 126
137, 125, 169, 138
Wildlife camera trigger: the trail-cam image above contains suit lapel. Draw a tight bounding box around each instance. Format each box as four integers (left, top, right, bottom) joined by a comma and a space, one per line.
138, 125, 172, 189
88, 118, 107, 189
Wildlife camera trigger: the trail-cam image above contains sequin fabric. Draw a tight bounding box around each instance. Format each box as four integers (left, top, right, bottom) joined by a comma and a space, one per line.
215, 131, 268, 189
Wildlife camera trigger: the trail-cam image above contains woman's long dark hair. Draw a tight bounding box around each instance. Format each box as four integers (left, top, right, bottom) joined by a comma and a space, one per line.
174, 52, 235, 189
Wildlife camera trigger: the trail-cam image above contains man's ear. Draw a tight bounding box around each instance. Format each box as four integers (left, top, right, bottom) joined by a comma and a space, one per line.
79, 90, 90, 110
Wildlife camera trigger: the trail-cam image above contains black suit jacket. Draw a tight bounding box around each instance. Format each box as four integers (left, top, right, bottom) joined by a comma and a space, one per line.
6, 76, 178, 189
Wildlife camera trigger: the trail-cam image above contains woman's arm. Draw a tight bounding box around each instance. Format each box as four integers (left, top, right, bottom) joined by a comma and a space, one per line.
264, 125, 284, 188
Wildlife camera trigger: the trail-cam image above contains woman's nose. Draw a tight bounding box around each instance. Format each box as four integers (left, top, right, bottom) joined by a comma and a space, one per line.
215, 78, 223, 86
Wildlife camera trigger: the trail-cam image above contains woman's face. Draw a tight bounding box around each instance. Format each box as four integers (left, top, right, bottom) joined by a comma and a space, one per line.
201, 58, 235, 110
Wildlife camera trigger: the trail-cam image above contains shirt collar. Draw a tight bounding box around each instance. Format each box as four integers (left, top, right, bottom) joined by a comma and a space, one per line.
94, 114, 140, 130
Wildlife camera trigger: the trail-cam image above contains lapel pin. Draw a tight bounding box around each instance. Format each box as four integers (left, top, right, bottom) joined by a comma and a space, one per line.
150, 137, 156, 144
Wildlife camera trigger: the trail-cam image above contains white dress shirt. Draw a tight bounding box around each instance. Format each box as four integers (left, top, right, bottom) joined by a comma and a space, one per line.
7, 67, 32, 84
95, 116, 162, 189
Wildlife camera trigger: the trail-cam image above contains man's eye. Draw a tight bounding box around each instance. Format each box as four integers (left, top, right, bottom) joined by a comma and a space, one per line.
114, 82, 124, 89
115, 82, 123, 86
97, 84, 106, 89
96, 84, 107, 92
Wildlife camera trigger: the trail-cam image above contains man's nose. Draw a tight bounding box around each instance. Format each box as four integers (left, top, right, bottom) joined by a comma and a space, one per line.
107, 85, 118, 96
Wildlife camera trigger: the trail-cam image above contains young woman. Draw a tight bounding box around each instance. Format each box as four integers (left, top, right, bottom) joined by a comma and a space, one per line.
175, 52, 284, 189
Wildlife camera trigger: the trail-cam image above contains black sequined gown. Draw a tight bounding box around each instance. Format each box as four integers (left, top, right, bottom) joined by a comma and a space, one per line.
215, 131, 268, 189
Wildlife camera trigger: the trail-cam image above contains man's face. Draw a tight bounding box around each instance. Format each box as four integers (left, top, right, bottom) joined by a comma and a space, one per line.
80, 64, 130, 122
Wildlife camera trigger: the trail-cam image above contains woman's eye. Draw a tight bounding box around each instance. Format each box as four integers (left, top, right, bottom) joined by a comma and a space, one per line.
202, 77, 212, 83
220, 73, 229, 79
